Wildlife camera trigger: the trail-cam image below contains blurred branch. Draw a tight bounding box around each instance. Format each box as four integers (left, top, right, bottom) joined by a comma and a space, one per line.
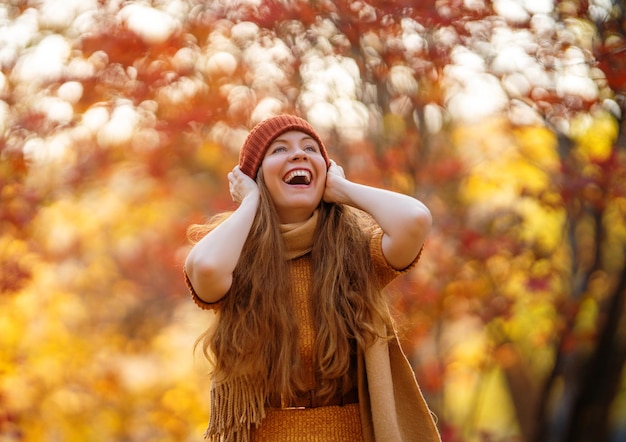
565, 254, 626, 442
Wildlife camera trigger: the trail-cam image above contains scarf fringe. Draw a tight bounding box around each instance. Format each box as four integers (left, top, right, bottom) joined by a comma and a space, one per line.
204, 377, 267, 442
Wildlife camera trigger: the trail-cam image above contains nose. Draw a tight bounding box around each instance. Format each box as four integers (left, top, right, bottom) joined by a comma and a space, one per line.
289, 146, 309, 161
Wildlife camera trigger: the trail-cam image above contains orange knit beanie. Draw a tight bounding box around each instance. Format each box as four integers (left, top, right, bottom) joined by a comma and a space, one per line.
239, 115, 330, 178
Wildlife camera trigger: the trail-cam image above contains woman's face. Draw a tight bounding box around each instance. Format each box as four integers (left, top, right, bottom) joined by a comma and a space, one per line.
261, 130, 327, 223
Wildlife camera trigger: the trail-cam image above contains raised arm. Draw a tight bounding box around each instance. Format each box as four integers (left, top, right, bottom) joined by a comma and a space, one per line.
185, 167, 260, 303
323, 161, 432, 270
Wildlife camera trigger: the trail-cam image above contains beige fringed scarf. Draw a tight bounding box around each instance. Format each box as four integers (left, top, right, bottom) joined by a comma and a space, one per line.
204, 376, 267, 441
279, 210, 319, 259
203, 210, 441, 442
204, 211, 319, 442
359, 327, 442, 442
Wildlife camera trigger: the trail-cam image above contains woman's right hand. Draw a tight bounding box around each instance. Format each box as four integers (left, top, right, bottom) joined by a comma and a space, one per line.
228, 166, 259, 204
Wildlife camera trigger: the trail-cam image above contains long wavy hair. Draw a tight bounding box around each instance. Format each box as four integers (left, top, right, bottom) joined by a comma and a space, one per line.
188, 168, 393, 402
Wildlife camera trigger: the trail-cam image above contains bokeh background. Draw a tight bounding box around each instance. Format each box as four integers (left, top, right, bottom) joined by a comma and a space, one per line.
1, 0, 625, 441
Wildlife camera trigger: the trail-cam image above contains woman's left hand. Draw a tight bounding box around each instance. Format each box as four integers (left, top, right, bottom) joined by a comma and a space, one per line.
323, 160, 349, 204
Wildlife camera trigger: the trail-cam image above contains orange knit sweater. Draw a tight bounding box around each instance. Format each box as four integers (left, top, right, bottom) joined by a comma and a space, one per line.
187, 228, 440, 442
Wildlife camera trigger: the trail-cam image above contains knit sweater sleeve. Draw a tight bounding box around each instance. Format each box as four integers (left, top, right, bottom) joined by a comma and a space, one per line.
184, 268, 226, 311
369, 227, 422, 288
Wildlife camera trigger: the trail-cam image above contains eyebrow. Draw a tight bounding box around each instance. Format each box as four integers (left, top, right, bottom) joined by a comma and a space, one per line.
271, 135, 316, 144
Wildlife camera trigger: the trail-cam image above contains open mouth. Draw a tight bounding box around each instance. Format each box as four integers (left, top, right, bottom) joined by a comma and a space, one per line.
283, 169, 312, 185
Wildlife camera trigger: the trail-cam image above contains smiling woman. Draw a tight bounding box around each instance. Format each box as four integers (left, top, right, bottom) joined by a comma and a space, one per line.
184, 115, 440, 442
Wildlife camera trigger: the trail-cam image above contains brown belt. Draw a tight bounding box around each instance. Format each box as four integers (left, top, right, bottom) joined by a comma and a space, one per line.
267, 388, 359, 410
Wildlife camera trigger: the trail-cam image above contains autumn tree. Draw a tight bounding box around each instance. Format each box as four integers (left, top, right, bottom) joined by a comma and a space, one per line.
1, 0, 625, 440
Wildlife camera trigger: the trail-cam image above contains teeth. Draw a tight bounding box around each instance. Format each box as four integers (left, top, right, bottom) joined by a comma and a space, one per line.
284, 169, 311, 184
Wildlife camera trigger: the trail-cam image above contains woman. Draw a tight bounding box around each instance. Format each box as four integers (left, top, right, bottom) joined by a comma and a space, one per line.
184, 115, 440, 442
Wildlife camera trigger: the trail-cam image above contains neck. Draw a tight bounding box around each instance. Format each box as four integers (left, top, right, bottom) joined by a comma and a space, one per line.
280, 210, 318, 259
276, 208, 315, 224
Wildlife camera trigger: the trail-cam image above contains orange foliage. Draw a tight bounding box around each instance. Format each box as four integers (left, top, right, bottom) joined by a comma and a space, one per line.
1, 1, 625, 441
